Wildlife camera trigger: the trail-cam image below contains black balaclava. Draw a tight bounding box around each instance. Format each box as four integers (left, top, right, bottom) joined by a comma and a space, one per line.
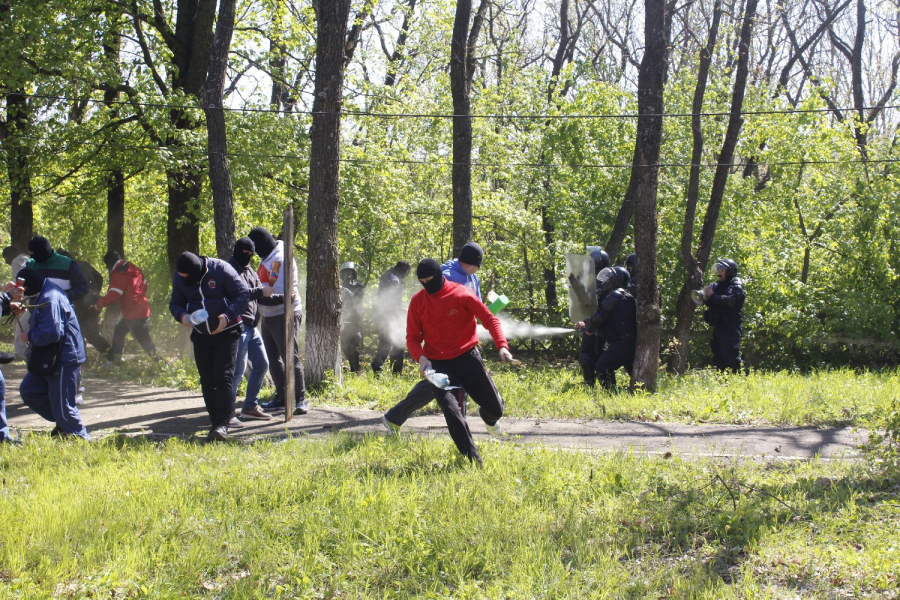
28, 236, 53, 263
458, 242, 483, 267
232, 237, 256, 268
416, 259, 444, 294
103, 250, 122, 271
176, 252, 205, 285
248, 227, 277, 258
3, 246, 20, 265
394, 260, 411, 279
17, 268, 45, 297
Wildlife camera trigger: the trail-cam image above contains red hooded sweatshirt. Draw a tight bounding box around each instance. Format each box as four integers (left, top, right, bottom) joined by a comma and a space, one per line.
406, 279, 508, 362
96, 260, 151, 319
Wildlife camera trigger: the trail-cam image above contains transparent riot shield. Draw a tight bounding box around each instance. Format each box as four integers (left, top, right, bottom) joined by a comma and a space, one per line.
565, 253, 597, 322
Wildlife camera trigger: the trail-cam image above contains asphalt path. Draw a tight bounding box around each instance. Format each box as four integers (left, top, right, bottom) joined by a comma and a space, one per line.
2, 363, 866, 460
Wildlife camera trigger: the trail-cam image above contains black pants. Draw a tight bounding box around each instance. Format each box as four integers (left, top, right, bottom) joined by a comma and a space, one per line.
385, 379, 468, 425
75, 304, 110, 354
372, 328, 404, 374
711, 324, 743, 373
341, 327, 362, 373
191, 328, 241, 428
594, 337, 635, 390
430, 347, 504, 463
261, 311, 306, 403
109, 318, 157, 360
579, 332, 613, 388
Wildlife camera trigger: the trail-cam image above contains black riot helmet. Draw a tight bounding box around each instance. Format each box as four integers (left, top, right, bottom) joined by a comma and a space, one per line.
597, 266, 630, 293
624, 253, 637, 277
714, 258, 738, 280
588, 247, 610, 273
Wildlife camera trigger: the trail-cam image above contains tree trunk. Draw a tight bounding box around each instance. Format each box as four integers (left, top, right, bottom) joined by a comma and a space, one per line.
629, 0, 670, 391
450, 0, 474, 256
166, 162, 202, 269
4, 92, 33, 249
669, 0, 723, 374
204, 0, 238, 260
305, 0, 350, 389
106, 169, 125, 255
671, 0, 758, 371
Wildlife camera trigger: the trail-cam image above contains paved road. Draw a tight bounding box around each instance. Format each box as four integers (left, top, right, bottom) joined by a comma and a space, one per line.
2, 363, 866, 459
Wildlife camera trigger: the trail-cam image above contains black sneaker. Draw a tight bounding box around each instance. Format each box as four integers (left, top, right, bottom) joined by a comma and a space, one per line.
295, 399, 309, 415
227, 416, 244, 429
50, 426, 61, 438
207, 426, 228, 442
0, 352, 16, 364
261, 399, 285, 412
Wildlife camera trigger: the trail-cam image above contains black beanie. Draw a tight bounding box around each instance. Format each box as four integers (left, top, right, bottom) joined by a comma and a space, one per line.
103, 250, 122, 271
28, 236, 54, 263
416, 258, 444, 294
175, 252, 204, 285
232, 237, 255, 268
17, 267, 45, 297
458, 242, 483, 267
248, 227, 277, 259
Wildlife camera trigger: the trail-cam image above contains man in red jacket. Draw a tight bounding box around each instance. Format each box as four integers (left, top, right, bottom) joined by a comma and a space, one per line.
405, 258, 514, 464
94, 251, 158, 363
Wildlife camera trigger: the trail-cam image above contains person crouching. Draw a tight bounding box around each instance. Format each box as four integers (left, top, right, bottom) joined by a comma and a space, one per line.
169, 252, 249, 442
406, 259, 514, 465
16, 268, 90, 439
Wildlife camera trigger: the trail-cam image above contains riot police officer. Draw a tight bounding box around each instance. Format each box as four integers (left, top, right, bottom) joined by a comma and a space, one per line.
702, 258, 745, 373
579, 248, 610, 387
624, 253, 637, 295
574, 266, 636, 390
340, 262, 366, 374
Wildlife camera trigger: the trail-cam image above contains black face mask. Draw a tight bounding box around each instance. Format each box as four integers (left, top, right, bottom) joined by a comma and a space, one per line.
17, 268, 45, 298
416, 259, 444, 294
232, 237, 256, 268
248, 227, 277, 259
176, 252, 205, 285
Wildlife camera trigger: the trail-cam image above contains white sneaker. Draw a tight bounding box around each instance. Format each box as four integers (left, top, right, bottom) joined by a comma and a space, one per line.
381, 414, 401, 437
74, 394, 84, 406
485, 422, 505, 437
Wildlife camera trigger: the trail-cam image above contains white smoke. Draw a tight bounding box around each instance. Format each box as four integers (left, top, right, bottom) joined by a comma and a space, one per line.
477, 314, 574, 341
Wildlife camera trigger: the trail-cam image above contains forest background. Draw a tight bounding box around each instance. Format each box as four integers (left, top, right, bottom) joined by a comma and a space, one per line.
2, 0, 899, 375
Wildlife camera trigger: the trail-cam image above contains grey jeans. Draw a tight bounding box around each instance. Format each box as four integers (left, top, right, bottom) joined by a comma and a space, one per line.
261, 311, 306, 403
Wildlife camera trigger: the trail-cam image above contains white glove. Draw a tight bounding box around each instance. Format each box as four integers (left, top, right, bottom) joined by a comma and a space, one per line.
499, 347, 513, 363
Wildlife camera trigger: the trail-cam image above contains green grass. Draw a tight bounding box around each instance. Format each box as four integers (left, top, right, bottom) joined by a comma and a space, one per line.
84, 352, 900, 428
0, 435, 897, 597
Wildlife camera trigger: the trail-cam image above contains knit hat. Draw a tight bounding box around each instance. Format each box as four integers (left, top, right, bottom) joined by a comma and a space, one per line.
458, 242, 483, 267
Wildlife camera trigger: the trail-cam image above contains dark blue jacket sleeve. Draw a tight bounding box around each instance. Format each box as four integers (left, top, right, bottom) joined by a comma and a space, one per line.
29, 298, 65, 346
169, 277, 189, 323
709, 284, 745, 308
222, 263, 250, 324
67, 261, 89, 302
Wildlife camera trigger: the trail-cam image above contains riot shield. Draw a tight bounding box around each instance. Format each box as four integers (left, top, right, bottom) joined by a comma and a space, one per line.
565, 253, 597, 322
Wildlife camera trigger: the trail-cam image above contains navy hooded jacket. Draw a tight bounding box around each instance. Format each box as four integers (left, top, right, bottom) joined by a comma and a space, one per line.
169, 257, 249, 335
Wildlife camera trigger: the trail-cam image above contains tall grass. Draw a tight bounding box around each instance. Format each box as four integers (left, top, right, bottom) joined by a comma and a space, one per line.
0, 435, 897, 597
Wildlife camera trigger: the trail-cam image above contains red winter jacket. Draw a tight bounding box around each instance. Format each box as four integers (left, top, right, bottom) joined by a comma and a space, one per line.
96, 260, 151, 319
406, 279, 508, 362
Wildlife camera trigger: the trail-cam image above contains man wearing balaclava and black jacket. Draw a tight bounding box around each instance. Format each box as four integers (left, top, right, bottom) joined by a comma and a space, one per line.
404, 259, 514, 465
247, 226, 308, 414
170, 251, 249, 441
228, 237, 275, 421
16, 267, 91, 439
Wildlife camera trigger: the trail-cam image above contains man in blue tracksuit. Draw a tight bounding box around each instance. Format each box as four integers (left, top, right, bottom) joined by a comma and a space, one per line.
382, 242, 486, 433
170, 252, 249, 441
0, 290, 21, 444
16, 268, 91, 439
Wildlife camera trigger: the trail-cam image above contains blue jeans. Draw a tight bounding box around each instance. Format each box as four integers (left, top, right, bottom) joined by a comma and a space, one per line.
233, 325, 269, 410
20, 363, 91, 440
0, 370, 9, 441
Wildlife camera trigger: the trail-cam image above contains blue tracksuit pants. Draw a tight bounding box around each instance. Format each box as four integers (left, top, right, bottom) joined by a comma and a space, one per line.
20, 363, 90, 440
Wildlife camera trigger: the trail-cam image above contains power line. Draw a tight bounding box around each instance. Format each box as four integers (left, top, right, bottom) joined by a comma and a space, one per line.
5, 91, 898, 120
0, 138, 894, 170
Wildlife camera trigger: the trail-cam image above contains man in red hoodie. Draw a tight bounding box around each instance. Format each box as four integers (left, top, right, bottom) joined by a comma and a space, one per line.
94, 251, 157, 363
405, 258, 514, 464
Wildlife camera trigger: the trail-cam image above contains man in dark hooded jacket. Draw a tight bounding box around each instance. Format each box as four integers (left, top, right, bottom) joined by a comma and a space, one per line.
702, 258, 746, 373
57, 248, 112, 356
170, 252, 249, 441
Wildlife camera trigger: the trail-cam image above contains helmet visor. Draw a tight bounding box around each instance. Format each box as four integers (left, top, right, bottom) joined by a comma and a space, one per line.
597, 267, 615, 287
